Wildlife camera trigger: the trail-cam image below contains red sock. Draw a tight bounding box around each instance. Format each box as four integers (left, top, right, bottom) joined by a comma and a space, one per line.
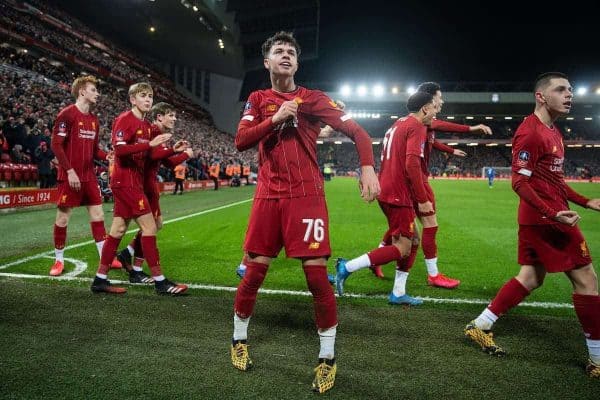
304, 264, 337, 329
573, 293, 600, 340
234, 261, 269, 319
488, 278, 530, 316
422, 226, 438, 259
132, 231, 143, 258
54, 224, 67, 250
98, 235, 120, 275
397, 245, 418, 272
141, 235, 161, 277
90, 221, 106, 243
367, 245, 401, 266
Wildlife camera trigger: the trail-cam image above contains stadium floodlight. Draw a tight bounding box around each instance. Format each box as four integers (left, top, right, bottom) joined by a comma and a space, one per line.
585, 117, 593, 120
486, 143, 498, 147
576, 87, 588, 95
466, 116, 474, 120
149, 26, 156, 32
491, 93, 500, 103
391, 86, 399, 94
586, 144, 593, 148
566, 116, 574, 120
447, 142, 458, 146
504, 116, 512, 120
446, 116, 454, 119
467, 143, 478, 146
594, 144, 600, 148
372, 141, 381, 145
505, 143, 512, 147
193, 5, 198, 11
485, 116, 493, 120
390, 115, 398, 119
372, 113, 380, 119
407, 86, 416, 95
372, 84, 385, 97
596, 87, 600, 95
316, 140, 323, 144
340, 84, 352, 97
334, 141, 343, 144
356, 85, 368, 97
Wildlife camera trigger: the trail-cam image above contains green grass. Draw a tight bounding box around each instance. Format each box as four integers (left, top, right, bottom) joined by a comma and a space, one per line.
1, 180, 600, 399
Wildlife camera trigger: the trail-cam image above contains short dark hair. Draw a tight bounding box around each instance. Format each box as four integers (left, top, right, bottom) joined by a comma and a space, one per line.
261, 31, 301, 58
417, 82, 441, 96
407, 92, 434, 112
150, 102, 175, 122
534, 72, 569, 92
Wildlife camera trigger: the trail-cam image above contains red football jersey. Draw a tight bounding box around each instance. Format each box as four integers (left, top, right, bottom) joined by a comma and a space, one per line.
378, 115, 428, 207
422, 120, 470, 177
110, 110, 152, 189
51, 104, 105, 182
236, 86, 374, 199
144, 125, 189, 194
512, 114, 569, 225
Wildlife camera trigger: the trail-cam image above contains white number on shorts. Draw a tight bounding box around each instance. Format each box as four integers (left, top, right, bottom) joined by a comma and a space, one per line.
302, 218, 325, 242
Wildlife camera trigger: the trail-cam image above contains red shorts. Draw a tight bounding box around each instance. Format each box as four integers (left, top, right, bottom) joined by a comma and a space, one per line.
378, 201, 417, 239
412, 181, 436, 217
146, 189, 161, 218
518, 224, 593, 272
112, 187, 152, 220
56, 180, 102, 208
244, 196, 331, 258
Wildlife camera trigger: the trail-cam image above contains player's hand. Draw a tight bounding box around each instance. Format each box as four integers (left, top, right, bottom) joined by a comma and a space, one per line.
67, 168, 81, 191
469, 124, 493, 135
149, 133, 172, 147
554, 210, 580, 226
106, 150, 115, 163
271, 101, 298, 125
184, 148, 194, 157
172, 139, 189, 152
418, 201, 434, 215
359, 165, 380, 202
586, 198, 600, 211
453, 149, 467, 157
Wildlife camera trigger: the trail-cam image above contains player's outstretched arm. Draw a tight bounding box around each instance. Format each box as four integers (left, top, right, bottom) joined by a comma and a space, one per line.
468, 124, 493, 135
432, 140, 466, 156
586, 198, 600, 211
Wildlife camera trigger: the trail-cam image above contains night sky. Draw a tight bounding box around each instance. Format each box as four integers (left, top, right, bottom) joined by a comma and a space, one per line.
298, 1, 600, 86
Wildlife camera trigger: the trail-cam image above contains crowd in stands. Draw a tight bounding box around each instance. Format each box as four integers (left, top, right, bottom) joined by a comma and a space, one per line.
0, 0, 256, 188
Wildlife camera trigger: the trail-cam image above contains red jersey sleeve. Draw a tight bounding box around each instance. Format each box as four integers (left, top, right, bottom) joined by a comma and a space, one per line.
430, 119, 470, 133
563, 183, 590, 208
236, 92, 273, 151
51, 109, 72, 171
511, 129, 558, 218
405, 124, 428, 202
112, 118, 150, 156
164, 152, 190, 168
432, 140, 455, 154
150, 144, 175, 160
311, 92, 374, 166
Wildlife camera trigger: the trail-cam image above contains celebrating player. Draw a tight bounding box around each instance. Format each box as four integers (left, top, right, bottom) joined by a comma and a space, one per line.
464, 72, 600, 378
230, 31, 380, 393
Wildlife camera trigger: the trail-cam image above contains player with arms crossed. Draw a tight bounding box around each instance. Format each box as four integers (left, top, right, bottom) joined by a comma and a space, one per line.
90, 83, 187, 295
116, 102, 193, 284
464, 72, 600, 378
230, 31, 380, 393
50, 75, 121, 276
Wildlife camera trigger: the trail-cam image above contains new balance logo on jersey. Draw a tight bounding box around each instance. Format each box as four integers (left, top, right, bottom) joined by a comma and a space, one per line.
266, 104, 277, 112
60, 195, 67, 203
138, 199, 145, 211
581, 241, 589, 258
309, 242, 320, 250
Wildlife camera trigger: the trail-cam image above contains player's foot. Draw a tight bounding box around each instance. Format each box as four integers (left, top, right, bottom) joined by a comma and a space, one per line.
236, 266, 246, 279
231, 340, 253, 371
116, 248, 132, 271
586, 359, 600, 378
90, 277, 127, 294
155, 279, 188, 296
369, 265, 385, 279
427, 273, 460, 289
110, 257, 122, 269
464, 320, 505, 356
312, 358, 336, 394
129, 270, 154, 284
49, 260, 64, 276
388, 293, 423, 306
334, 258, 350, 296
327, 274, 336, 285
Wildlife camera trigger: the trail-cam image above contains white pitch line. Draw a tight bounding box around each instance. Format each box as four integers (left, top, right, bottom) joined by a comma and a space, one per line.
0, 198, 253, 270
0, 272, 574, 309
